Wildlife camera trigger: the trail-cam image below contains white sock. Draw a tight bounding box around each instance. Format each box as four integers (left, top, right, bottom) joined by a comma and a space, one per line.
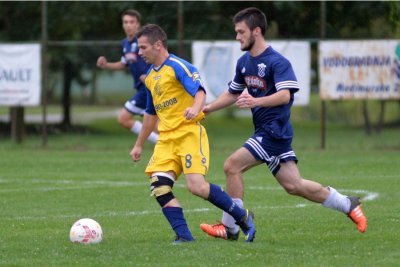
322, 186, 351, 213
131, 121, 142, 134
147, 131, 159, 144
222, 198, 243, 234
130, 121, 159, 144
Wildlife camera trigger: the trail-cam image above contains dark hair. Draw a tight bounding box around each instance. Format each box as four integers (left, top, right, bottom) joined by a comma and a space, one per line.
136, 24, 168, 48
233, 7, 268, 36
121, 9, 141, 22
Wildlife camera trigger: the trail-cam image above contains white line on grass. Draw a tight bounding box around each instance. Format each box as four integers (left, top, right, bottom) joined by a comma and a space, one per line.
248, 186, 380, 201
0, 178, 140, 186
0, 178, 147, 193
0, 178, 379, 201
0, 178, 379, 222
4, 205, 313, 221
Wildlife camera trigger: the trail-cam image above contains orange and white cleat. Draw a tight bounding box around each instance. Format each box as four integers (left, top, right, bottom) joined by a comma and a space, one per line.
200, 222, 239, 241
347, 197, 368, 233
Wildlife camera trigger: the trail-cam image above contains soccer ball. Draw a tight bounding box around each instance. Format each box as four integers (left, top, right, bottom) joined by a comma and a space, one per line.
69, 218, 103, 244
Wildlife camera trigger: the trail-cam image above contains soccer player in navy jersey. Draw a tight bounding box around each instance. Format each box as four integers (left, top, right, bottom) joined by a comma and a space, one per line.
129, 24, 255, 243
200, 7, 367, 241
97, 9, 158, 143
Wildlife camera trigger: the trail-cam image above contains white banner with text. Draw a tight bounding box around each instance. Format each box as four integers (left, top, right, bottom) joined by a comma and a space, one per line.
319, 40, 400, 100
0, 44, 41, 106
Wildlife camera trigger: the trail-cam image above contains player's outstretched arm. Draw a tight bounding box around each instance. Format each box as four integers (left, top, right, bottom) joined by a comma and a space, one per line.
236, 89, 290, 109
96, 56, 126, 71
203, 91, 239, 114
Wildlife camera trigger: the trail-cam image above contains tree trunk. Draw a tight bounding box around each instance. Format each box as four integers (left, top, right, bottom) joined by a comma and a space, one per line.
62, 60, 73, 129
10, 106, 24, 143
362, 100, 372, 135
90, 69, 97, 105
376, 100, 385, 134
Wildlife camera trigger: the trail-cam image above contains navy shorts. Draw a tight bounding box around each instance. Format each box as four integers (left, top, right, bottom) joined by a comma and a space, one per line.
124, 87, 147, 115
243, 130, 298, 176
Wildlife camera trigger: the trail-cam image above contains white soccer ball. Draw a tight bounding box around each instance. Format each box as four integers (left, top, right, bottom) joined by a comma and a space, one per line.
69, 218, 103, 244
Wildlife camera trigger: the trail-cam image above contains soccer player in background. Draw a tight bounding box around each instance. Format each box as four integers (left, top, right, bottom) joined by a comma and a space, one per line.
97, 9, 158, 143
200, 7, 368, 241
129, 24, 256, 243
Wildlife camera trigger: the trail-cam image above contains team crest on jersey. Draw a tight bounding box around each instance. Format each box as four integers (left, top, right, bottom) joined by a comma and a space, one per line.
154, 82, 162, 96
257, 63, 267, 77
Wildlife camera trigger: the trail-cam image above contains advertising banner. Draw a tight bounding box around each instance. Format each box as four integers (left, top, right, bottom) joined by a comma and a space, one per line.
0, 44, 41, 106
319, 40, 400, 100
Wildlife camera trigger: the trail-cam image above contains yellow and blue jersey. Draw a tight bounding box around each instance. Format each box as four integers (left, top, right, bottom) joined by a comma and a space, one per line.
144, 54, 206, 132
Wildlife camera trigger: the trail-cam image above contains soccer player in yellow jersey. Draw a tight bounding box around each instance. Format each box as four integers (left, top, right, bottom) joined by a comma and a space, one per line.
130, 24, 256, 243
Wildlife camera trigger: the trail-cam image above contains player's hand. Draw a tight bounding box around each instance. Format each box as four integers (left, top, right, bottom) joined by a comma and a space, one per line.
96, 56, 108, 68
236, 93, 256, 109
130, 145, 142, 162
203, 104, 211, 114
184, 107, 198, 120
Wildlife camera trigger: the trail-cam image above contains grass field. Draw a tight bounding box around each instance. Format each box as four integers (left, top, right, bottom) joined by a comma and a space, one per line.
1, 111, 400, 266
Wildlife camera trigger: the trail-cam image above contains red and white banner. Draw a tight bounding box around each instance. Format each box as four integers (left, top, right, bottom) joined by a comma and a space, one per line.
0, 44, 41, 106
319, 40, 400, 100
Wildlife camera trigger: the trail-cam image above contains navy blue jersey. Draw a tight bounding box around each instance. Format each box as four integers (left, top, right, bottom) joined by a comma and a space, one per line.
228, 46, 299, 140
121, 37, 151, 91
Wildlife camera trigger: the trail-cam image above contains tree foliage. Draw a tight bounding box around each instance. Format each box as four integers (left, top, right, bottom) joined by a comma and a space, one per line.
1, 1, 398, 41
0, 1, 398, 129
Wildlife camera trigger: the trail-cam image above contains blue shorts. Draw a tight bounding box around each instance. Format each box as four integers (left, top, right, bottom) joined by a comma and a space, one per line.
124, 86, 147, 115
243, 130, 297, 176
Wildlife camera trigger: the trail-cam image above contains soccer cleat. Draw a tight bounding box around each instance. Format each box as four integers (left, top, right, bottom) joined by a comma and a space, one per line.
172, 236, 195, 245
236, 209, 256, 242
347, 196, 368, 233
199, 222, 239, 241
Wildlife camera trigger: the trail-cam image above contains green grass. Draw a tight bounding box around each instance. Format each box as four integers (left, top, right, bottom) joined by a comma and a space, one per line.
1, 113, 400, 266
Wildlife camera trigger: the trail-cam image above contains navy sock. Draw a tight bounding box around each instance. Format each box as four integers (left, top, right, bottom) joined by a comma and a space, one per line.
162, 207, 194, 241
208, 183, 246, 221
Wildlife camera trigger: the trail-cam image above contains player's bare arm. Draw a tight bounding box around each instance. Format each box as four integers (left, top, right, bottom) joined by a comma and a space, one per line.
236, 89, 290, 109
130, 113, 158, 162
203, 91, 239, 114
184, 90, 206, 120
96, 56, 126, 70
